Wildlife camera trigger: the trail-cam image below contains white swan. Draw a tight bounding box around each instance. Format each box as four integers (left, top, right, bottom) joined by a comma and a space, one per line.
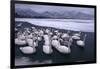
72, 32, 81, 40
43, 35, 53, 54
31, 27, 36, 30
26, 38, 34, 47
33, 41, 38, 47
18, 34, 26, 40
61, 33, 69, 39
61, 31, 70, 39
51, 39, 71, 54
15, 28, 18, 31
43, 35, 50, 45
51, 39, 60, 48
26, 35, 38, 47
43, 45, 53, 54
39, 30, 44, 36
76, 34, 87, 47
18, 33, 37, 54
20, 46, 36, 54
76, 40, 85, 46
73, 32, 81, 37
52, 35, 58, 40
72, 36, 80, 40
37, 37, 42, 41
27, 33, 33, 39
15, 38, 26, 46
57, 45, 71, 54
45, 29, 50, 34
54, 30, 58, 33
49, 32, 53, 36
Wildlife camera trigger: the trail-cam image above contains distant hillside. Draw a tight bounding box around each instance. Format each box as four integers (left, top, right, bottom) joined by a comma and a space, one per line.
15, 21, 69, 32
15, 8, 94, 19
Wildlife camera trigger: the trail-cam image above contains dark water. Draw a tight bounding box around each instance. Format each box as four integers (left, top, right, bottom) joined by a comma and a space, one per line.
15, 32, 95, 66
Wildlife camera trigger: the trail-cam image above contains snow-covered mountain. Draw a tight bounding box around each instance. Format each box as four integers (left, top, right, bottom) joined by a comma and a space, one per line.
15, 8, 94, 19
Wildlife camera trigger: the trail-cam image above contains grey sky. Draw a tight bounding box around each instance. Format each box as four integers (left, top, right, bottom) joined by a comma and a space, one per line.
15, 4, 94, 15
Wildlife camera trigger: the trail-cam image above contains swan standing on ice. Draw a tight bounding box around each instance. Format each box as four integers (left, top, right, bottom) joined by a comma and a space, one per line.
43, 34, 53, 54
76, 34, 87, 47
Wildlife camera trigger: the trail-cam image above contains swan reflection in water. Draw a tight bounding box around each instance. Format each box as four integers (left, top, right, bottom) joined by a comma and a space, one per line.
15, 57, 53, 66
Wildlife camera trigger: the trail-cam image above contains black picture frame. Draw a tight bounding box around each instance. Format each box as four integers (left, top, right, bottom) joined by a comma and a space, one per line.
10, 0, 96, 69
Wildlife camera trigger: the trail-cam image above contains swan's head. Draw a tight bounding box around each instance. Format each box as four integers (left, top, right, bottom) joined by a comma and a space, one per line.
45, 29, 50, 34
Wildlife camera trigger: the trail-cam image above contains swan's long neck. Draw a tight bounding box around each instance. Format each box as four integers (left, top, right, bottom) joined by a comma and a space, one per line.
68, 36, 73, 48
48, 34, 52, 46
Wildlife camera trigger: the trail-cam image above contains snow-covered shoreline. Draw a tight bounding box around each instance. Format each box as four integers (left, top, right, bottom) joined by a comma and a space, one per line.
15, 18, 94, 32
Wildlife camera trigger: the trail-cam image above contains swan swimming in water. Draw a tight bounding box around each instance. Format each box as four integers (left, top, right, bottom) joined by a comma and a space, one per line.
76, 34, 87, 47
61, 33, 69, 39
15, 32, 26, 46
73, 31, 81, 37
20, 46, 36, 54
19, 38, 37, 54
57, 45, 71, 54
15, 38, 26, 46
16, 29, 37, 54
72, 36, 80, 40
61, 31, 70, 39
43, 34, 53, 54
51, 39, 71, 54
51, 35, 71, 54
15, 27, 18, 31
43, 45, 53, 54
72, 32, 81, 40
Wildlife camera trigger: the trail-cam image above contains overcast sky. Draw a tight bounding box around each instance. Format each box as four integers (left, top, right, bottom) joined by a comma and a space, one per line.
15, 4, 94, 15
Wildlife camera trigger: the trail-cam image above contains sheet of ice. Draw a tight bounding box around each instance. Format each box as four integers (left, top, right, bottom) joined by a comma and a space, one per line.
15, 18, 94, 32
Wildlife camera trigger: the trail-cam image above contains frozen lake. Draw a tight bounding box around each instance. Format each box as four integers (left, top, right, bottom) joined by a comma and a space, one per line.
15, 18, 94, 32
